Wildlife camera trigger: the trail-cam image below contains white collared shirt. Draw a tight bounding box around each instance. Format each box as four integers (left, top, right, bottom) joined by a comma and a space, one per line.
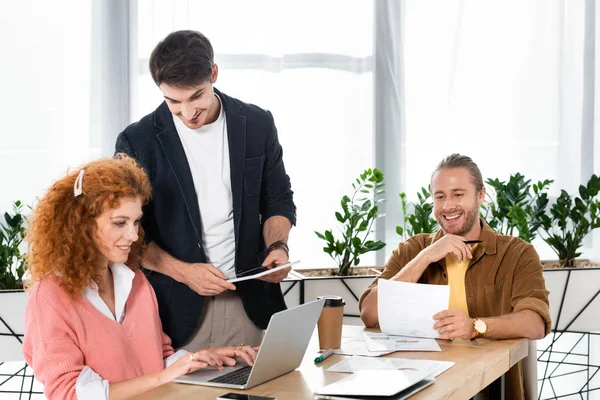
75, 263, 186, 400
81, 262, 134, 323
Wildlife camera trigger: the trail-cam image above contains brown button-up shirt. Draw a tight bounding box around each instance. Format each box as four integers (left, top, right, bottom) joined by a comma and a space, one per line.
359, 219, 551, 400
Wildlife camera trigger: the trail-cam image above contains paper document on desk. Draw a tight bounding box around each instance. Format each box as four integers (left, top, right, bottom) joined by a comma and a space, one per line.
332, 335, 394, 357
315, 369, 433, 398
378, 279, 449, 338
327, 356, 454, 379
364, 332, 441, 352
227, 260, 300, 283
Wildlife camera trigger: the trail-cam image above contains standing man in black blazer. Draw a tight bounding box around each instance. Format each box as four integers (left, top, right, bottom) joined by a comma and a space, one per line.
115, 30, 296, 350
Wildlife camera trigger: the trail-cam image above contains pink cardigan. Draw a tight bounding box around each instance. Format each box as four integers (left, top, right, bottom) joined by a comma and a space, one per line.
22, 271, 175, 400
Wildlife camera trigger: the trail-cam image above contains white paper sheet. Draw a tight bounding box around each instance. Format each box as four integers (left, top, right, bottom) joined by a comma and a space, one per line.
227, 260, 300, 283
378, 279, 450, 338
364, 332, 441, 352
332, 335, 394, 357
327, 356, 455, 379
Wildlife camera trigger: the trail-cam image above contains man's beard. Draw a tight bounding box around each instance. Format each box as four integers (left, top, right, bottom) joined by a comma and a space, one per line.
438, 206, 479, 236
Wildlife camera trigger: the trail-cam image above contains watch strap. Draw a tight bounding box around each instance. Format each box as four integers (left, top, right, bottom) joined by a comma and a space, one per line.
267, 240, 289, 256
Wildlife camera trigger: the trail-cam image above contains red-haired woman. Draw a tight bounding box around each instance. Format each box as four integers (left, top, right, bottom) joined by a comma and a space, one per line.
23, 154, 256, 400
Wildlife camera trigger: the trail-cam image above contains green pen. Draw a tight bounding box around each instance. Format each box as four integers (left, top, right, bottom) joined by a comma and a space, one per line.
314, 348, 334, 363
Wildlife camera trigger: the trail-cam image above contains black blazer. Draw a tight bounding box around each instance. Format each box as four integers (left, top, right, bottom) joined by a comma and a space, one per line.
115, 89, 296, 347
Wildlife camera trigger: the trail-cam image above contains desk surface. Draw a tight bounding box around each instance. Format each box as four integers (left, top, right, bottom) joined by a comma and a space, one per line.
133, 325, 528, 400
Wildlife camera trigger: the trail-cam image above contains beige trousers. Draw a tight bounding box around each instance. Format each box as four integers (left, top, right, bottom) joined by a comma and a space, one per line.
179, 290, 264, 351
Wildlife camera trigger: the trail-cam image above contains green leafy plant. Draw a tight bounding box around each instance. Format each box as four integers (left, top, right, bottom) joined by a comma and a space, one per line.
538, 174, 600, 267
396, 187, 439, 240
315, 168, 386, 276
482, 173, 553, 243
0, 201, 27, 289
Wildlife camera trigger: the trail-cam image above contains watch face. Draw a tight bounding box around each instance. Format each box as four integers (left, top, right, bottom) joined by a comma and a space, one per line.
475, 319, 487, 333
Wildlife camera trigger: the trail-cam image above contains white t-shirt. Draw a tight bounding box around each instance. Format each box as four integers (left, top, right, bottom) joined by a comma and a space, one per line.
173, 95, 236, 278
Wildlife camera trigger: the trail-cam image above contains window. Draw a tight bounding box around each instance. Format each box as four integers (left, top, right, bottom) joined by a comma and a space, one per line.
0, 1, 93, 212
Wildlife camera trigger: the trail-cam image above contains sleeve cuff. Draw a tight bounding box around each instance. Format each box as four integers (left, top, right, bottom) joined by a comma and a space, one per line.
164, 349, 188, 368
262, 203, 296, 226
76, 366, 109, 400
514, 297, 552, 335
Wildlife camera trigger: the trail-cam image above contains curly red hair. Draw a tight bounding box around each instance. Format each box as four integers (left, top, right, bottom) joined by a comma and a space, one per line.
25, 154, 152, 296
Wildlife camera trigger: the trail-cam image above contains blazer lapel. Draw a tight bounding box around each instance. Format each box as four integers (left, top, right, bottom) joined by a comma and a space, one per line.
154, 103, 203, 245
218, 89, 245, 248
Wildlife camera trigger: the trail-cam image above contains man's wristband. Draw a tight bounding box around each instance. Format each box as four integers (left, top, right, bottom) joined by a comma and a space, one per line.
267, 240, 289, 256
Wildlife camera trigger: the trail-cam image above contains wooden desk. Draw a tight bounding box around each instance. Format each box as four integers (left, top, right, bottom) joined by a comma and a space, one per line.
133, 326, 528, 400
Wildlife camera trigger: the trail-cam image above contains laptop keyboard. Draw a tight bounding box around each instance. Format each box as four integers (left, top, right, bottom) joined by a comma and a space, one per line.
208, 366, 252, 385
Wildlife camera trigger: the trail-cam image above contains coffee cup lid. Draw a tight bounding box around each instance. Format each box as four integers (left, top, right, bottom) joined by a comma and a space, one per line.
317, 295, 345, 307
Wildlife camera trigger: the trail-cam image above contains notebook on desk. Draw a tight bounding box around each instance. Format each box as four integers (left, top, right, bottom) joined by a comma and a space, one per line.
313, 370, 434, 400
174, 299, 325, 390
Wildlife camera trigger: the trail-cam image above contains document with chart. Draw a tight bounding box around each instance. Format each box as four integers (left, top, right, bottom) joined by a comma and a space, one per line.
327, 356, 454, 378
378, 279, 450, 338
364, 332, 441, 352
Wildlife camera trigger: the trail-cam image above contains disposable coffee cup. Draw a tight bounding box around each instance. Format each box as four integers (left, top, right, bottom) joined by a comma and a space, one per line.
317, 295, 345, 350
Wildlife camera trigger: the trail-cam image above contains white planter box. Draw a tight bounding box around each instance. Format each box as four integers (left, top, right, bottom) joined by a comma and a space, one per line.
542, 267, 600, 332
0, 290, 27, 362
537, 268, 600, 399
0, 289, 44, 398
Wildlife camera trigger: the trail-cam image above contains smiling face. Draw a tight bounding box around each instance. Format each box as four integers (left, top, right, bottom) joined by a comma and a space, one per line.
431, 167, 485, 238
94, 197, 143, 266
160, 64, 220, 130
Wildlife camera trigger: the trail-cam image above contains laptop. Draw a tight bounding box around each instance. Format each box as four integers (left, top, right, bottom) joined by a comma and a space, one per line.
175, 299, 325, 389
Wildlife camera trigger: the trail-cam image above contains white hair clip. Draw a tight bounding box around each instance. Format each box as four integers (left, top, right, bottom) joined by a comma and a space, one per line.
74, 169, 85, 197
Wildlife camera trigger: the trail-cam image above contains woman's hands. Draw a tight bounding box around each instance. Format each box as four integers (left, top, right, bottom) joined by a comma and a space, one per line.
211, 345, 260, 366
159, 345, 260, 384
159, 350, 223, 383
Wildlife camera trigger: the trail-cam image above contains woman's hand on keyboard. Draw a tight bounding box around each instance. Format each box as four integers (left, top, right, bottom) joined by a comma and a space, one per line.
161, 349, 230, 382
211, 345, 260, 367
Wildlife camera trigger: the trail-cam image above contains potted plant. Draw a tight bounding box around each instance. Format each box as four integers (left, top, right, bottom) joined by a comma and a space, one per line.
314, 168, 386, 276
396, 186, 438, 240
533, 173, 600, 331
482, 173, 553, 243
282, 169, 386, 318
536, 174, 600, 268
529, 175, 600, 397
0, 200, 33, 394
1, 201, 27, 290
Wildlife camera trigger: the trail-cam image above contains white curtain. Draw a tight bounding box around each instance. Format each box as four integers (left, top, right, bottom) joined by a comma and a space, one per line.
0, 1, 93, 212
132, 0, 376, 269
594, 0, 600, 263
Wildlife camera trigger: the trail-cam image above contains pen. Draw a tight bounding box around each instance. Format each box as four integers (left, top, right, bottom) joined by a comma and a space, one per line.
314, 348, 334, 363
395, 340, 419, 343
463, 240, 482, 244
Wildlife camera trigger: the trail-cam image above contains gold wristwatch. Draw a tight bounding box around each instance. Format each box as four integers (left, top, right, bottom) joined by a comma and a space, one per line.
472, 318, 487, 338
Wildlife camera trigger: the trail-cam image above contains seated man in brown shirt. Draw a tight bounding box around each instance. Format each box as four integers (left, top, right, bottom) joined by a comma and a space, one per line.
359, 153, 551, 400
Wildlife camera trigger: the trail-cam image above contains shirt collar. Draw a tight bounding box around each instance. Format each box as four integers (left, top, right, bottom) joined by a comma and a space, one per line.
82, 263, 135, 323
